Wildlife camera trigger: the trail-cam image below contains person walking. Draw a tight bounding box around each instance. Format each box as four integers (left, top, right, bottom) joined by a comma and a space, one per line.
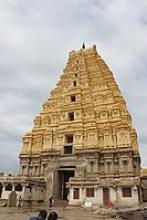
49, 196, 54, 208
17, 195, 22, 208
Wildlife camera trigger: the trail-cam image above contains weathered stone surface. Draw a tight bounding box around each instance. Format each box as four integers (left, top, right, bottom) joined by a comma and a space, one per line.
8, 191, 17, 207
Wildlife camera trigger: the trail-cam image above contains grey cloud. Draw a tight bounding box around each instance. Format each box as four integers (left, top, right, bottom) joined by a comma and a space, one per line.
0, 0, 147, 172
0, 152, 19, 174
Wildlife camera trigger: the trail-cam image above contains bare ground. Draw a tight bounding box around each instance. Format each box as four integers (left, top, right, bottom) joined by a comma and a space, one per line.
0, 207, 95, 220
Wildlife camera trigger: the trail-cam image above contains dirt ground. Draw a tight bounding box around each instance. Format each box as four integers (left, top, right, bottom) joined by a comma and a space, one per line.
1, 206, 147, 220
0, 207, 95, 220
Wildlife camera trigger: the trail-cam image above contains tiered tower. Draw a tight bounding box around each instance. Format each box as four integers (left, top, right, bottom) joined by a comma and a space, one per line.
19, 45, 140, 207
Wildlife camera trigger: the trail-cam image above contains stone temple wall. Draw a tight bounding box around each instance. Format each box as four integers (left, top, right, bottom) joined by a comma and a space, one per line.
17, 45, 141, 207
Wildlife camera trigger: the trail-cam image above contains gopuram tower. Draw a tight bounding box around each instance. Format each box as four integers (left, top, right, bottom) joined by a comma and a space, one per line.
19, 45, 141, 207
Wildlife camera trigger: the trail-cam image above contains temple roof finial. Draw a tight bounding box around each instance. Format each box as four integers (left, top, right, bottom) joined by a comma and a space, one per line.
82, 42, 85, 49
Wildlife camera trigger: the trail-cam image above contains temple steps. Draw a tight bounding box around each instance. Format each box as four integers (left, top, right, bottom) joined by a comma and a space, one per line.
53, 199, 68, 208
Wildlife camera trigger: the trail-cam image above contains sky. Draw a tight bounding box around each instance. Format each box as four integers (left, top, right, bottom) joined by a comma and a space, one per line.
0, 0, 147, 174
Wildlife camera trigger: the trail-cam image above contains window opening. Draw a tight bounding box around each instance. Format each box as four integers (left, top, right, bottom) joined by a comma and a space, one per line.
64, 145, 73, 154
65, 134, 73, 144
73, 188, 79, 199
86, 188, 94, 197
15, 184, 22, 191
122, 188, 132, 197
73, 81, 76, 86
68, 112, 74, 121
5, 184, 12, 191
71, 95, 76, 102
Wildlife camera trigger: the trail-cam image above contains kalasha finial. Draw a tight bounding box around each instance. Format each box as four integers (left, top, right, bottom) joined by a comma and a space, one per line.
82, 42, 85, 49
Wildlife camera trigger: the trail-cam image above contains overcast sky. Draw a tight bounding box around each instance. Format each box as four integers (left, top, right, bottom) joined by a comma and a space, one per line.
0, 0, 147, 174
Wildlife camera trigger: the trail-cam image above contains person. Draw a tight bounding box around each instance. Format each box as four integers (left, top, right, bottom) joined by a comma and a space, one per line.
28, 192, 32, 211
49, 196, 54, 208
29, 209, 47, 220
18, 195, 22, 208
48, 211, 58, 220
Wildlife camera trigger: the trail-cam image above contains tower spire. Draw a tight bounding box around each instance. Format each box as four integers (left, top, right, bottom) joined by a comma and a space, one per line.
82, 42, 85, 49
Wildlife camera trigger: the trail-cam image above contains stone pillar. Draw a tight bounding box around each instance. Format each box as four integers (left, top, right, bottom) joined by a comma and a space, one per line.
127, 158, 133, 173
0, 184, 5, 199
19, 165, 22, 175
68, 188, 73, 205
26, 164, 30, 176
21, 184, 26, 198
21, 165, 27, 176
80, 188, 85, 203
20, 184, 27, 208
32, 166, 35, 176
36, 166, 40, 176
40, 164, 43, 176
96, 187, 103, 205
44, 166, 55, 202
132, 185, 139, 205
68, 187, 72, 202
109, 187, 116, 204
12, 185, 15, 191
119, 159, 124, 174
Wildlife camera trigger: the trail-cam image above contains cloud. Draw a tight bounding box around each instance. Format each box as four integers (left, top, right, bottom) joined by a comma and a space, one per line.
0, 0, 147, 173
0, 152, 19, 174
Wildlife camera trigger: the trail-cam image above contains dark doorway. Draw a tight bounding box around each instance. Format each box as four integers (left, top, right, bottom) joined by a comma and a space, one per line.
58, 170, 74, 200
0, 182, 3, 198
103, 187, 109, 205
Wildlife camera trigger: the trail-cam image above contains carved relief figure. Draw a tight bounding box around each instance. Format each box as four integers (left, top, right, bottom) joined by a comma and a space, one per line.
43, 102, 49, 113
117, 128, 130, 146
88, 133, 96, 146
34, 116, 41, 128
22, 136, 31, 153
112, 109, 120, 118
43, 116, 50, 126
104, 130, 113, 147
43, 135, 52, 149
75, 134, 82, 144
100, 111, 107, 121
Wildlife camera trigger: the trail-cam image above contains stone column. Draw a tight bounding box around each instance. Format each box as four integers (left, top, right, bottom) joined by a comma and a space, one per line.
109, 187, 116, 204
132, 185, 139, 205
44, 166, 54, 202
68, 188, 73, 205
19, 165, 22, 175
12, 185, 15, 191
32, 166, 35, 176
80, 188, 85, 203
21, 184, 27, 203
0, 184, 5, 199
97, 187, 103, 205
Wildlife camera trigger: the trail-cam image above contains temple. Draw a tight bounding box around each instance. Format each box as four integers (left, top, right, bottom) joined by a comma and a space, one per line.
0, 45, 142, 207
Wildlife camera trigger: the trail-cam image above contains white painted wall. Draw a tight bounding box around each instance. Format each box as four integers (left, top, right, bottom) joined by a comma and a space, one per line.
68, 187, 82, 205
116, 186, 139, 207
68, 186, 139, 207
69, 187, 103, 206
110, 187, 117, 203
1, 185, 24, 200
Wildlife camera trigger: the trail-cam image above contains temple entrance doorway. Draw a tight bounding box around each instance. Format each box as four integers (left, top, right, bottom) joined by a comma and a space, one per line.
58, 169, 74, 200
